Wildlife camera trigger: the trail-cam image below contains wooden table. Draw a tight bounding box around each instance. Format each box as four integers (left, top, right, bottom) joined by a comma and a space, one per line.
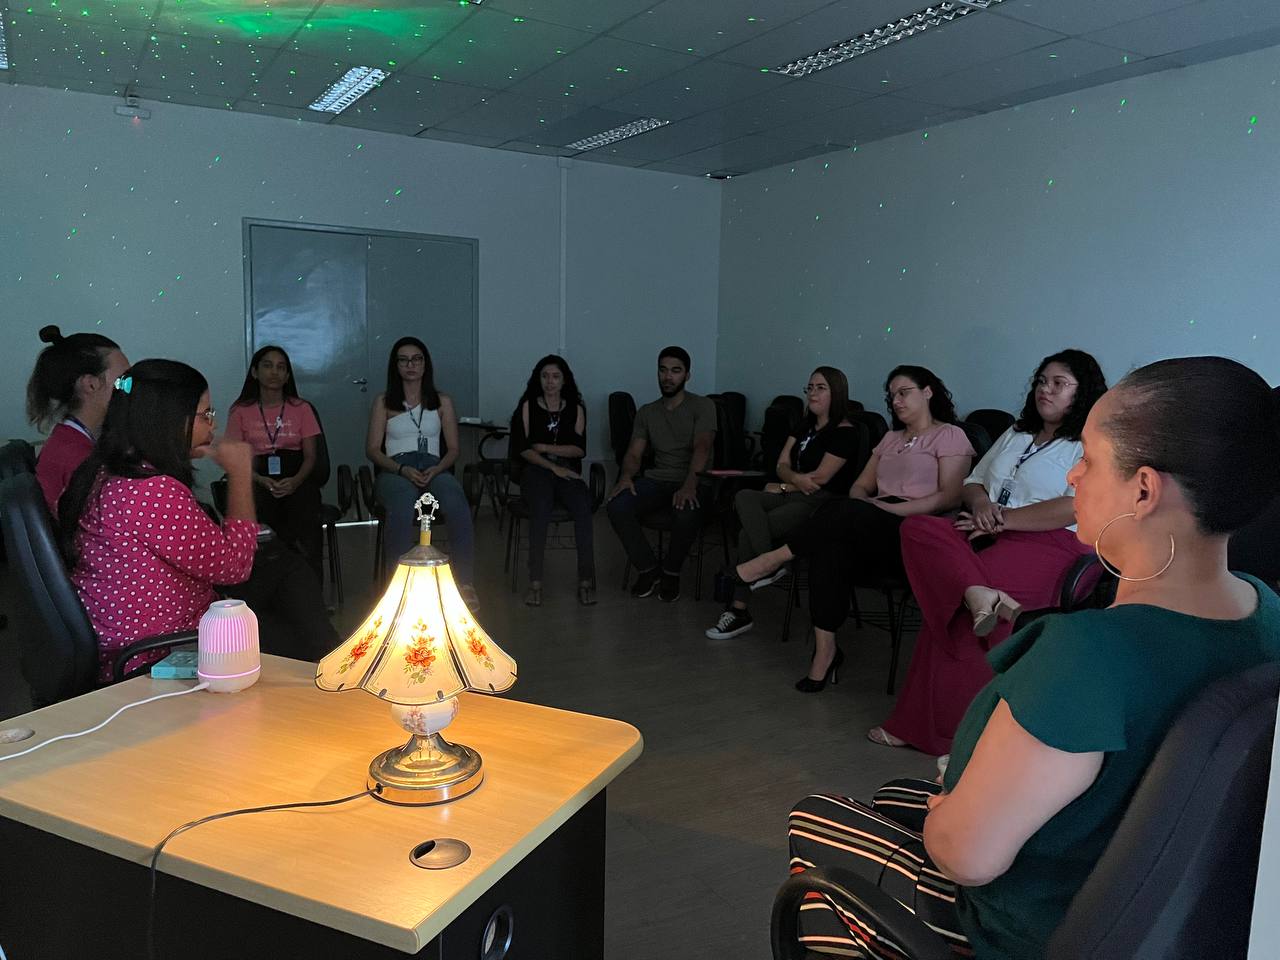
0, 656, 643, 958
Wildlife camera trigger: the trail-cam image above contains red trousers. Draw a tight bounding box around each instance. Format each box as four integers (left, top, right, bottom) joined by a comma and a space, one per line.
883, 515, 1093, 756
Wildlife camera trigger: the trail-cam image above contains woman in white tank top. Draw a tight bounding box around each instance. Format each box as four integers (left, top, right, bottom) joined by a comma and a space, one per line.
365, 336, 476, 603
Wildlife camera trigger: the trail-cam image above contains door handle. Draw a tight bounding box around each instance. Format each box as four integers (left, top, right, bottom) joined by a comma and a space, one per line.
352, 377, 368, 392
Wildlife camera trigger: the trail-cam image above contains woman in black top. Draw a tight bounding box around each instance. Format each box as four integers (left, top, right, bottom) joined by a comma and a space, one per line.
706, 366, 861, 640
513, 355, 595, 606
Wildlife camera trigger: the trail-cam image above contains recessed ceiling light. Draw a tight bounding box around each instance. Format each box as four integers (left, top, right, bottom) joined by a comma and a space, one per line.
773, 0, 1004, 78
567, 117, 669, 152
0, 16, 9, 70
308, 66, 388, 114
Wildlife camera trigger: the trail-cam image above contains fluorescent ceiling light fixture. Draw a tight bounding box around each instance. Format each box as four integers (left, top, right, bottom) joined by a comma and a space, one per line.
773, 0, 1004, 78
566, 117, 669, 152
0, 15, 9, 70
308, 66, 388, 114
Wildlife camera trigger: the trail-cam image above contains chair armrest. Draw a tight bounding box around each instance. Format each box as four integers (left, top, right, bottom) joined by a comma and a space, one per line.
589, 462, 606, 510
111, 631, 199, 683
770, 866, 953, 960
1059, 552, 1102, 610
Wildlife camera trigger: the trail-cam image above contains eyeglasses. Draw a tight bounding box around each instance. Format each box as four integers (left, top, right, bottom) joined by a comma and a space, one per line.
803, 384, 829, 394
196, 409, 217, 424
885, 386, 919, 404
1034, 376, 1078, 394
397, 355, 426, 367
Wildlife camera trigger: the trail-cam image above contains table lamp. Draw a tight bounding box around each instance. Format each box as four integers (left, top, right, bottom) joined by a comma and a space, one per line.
316, 493, 517, 805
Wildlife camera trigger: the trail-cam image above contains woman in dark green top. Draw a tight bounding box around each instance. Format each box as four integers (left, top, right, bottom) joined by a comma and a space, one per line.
785, 356, 1280, 959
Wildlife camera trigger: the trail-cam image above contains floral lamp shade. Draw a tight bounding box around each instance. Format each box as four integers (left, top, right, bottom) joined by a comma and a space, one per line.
316, 562, 517, 705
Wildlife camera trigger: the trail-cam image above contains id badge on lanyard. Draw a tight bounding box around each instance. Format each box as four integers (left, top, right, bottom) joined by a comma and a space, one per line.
267, 454, 282, 476
418, 434, 432, 454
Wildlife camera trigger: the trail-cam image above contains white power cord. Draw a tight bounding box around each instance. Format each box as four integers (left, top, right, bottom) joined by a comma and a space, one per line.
0, 682, 210, 763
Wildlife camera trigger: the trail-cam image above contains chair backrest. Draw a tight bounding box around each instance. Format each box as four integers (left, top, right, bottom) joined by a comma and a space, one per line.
716, 391, 748, 439
1229, 492, 1280, 590
850, 410, 889, 448
768, 395, 806, 431
0, 473, 99, 705
1049, 662, 1280, 960
759, 402, 796, 482
0, 440, 37, 481
958, 420, 993, 461
965, 408, 1015, 444
358, 464, 378, 517
711, 395, 750, 470
608, 391, 637, 468
305, 401, 332, 489
335, 463, 355, 515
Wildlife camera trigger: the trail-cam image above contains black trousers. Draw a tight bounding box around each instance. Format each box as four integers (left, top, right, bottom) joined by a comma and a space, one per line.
254, 483, 323, 581
221, 539, 340, 662
519, 464, 595, 581
785, 498, 906, 633
606, 477, 705, 575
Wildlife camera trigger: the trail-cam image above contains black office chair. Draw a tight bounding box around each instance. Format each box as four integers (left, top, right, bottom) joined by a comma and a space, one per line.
0, 473, 195, 707
771, 660, 1280, 960
757, 402, 797, 481
965, 408, 1016, 444
959, 419, 993, 460
850, 409, 889, 448
0, 440, 37, 481
608, 391, 637, 469
767, 395, 806, 430
1229, 492, 1280, 590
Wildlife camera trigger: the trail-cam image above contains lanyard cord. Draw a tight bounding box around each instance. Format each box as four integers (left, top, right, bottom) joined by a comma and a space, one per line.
1012, 436, 1057, 475
257, 401, 284, 450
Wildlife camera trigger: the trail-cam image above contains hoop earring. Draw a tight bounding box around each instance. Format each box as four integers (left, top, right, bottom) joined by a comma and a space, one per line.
1094, 512, 1175, 582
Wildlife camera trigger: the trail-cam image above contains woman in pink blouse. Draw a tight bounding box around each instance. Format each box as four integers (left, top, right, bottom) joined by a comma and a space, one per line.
224, 345, 324, 576
60, 359, 260, 680
736, 366, 974, 692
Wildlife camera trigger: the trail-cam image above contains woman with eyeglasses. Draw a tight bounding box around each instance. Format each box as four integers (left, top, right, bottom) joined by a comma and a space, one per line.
868, 350, 1107, 754
706, 366, 862, 639
366, 337, 476, 605
783, 356, 1280, 960
736, 366, 974, 690
60, 359, 340, 680
224, 345, 324, 578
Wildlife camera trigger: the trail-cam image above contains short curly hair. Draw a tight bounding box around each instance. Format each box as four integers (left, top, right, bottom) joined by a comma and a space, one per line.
1013, 349, 1108, 441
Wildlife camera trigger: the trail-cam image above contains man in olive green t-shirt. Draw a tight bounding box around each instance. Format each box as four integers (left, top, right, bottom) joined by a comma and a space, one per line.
606, 346, 717, 602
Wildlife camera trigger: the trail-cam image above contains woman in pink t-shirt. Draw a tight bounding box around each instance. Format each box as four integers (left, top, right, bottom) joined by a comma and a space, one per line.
224, 345, 323, 576
59, 359, 259, 680
736, 366, 974, 691
24, 324, 131, 517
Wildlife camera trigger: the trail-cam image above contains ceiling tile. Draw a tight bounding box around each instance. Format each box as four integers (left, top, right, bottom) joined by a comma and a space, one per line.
1165, 24, 1280, 67
404, 7, 594, 89
134, 33, 274, 99
332, 75, 488, 132
483, 0, 654, 33
668, 132, 820, 172
151, 0, 312, 48
714, 0, 928, 70
579, 153, 652, 168
899, 38, 1142, 109
130, 85, 238, 109
431, 88, 578, 140
963, 52, 1184, 112
231, 97, 334, 122
507, 35, 698, 107
18, 0, 160, 30
281, 0, 473, 68
642, 158, 718, 176
599, 58, 787, 121
708, 79, 876, 140
1085, 0, 1280, 57
416, 128, 508, 148
805, 12, 1066, 92
770, 94, 974, 144
495, 139, 575, 156
241, 51, 358, 108
2, 68, 127, 96
608, 0, 831, 57
591, 114, 737, 161
533, 106, 643, 147
992, 0, 1200, 38
4, 13, 148, 82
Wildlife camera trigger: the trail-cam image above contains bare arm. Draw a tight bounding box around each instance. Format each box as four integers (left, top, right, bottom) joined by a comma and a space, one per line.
436, 395, 460, 472
924, 700, 1102, 886
774, 437, 799, 485
609, 436, 647, 499
847, 453, 881, 499
365, 395, 402, 474
520, 402, 581, 477
532, 403, 587, 459
998, 496, 1077, 532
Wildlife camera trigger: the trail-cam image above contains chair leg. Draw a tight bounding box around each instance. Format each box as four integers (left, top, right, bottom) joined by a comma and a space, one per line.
326, 522, 344, 609
885, 589, 901, 696
695, 525, 705, 601
781, 573, 798, 643
510, 518, 521, 593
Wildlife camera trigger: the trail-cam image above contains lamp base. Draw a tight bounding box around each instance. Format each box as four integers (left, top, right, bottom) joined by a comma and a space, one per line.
368, 732, 484, 806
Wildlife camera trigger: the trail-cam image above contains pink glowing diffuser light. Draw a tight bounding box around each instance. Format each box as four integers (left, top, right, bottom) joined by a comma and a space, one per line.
198, 599, 261, 693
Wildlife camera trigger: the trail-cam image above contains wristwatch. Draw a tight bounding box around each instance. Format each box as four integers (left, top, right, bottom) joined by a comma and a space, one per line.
779, 483, 789, 492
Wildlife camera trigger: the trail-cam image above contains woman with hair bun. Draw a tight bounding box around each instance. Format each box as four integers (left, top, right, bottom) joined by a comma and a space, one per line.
25, 325, 130, 516
783, 355, 1280, 960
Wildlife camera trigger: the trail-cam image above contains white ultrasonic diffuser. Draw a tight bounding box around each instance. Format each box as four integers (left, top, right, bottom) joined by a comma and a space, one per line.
197, 599, 261, 693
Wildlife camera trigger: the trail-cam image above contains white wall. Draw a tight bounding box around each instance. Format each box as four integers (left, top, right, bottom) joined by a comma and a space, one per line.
715, 45, 1280, 422
0, 83, 721, 463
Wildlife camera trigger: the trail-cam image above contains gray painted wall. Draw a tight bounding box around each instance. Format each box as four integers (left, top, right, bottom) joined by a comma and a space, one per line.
716, 44, 1280, 423
0, 83, 721, 464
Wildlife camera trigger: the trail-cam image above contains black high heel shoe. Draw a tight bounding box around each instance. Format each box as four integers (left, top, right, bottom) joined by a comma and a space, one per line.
795, 647, 844, 693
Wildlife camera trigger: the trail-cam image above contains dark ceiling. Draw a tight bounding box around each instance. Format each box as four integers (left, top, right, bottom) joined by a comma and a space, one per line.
3, 0, 1280, 176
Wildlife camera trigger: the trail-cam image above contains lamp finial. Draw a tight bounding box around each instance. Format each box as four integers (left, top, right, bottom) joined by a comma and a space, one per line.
414, 492, 439, 546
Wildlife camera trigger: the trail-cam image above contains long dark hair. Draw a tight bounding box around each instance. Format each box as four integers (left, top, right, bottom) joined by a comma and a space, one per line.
384, 337, 440, 412
803, 365, 850, 431
516, 354, 583, 417
1105, 356, 1280, 535
232, 344, 303, 408
1014, 349, 1107, 441
59, 359, 208, 561
26, 325, 120, 430
884, 365, 958, 430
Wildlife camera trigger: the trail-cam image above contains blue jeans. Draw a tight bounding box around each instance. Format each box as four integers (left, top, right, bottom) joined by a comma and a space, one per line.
375, 452, 474, 585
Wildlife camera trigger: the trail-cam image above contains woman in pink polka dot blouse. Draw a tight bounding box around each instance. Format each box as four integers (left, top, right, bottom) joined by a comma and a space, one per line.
60, 359, 259, 681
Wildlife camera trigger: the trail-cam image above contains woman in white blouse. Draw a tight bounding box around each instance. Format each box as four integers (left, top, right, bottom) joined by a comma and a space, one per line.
868, 350, 1108, 754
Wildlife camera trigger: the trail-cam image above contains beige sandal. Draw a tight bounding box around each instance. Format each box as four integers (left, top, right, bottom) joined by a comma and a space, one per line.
866, 726, 908, 748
